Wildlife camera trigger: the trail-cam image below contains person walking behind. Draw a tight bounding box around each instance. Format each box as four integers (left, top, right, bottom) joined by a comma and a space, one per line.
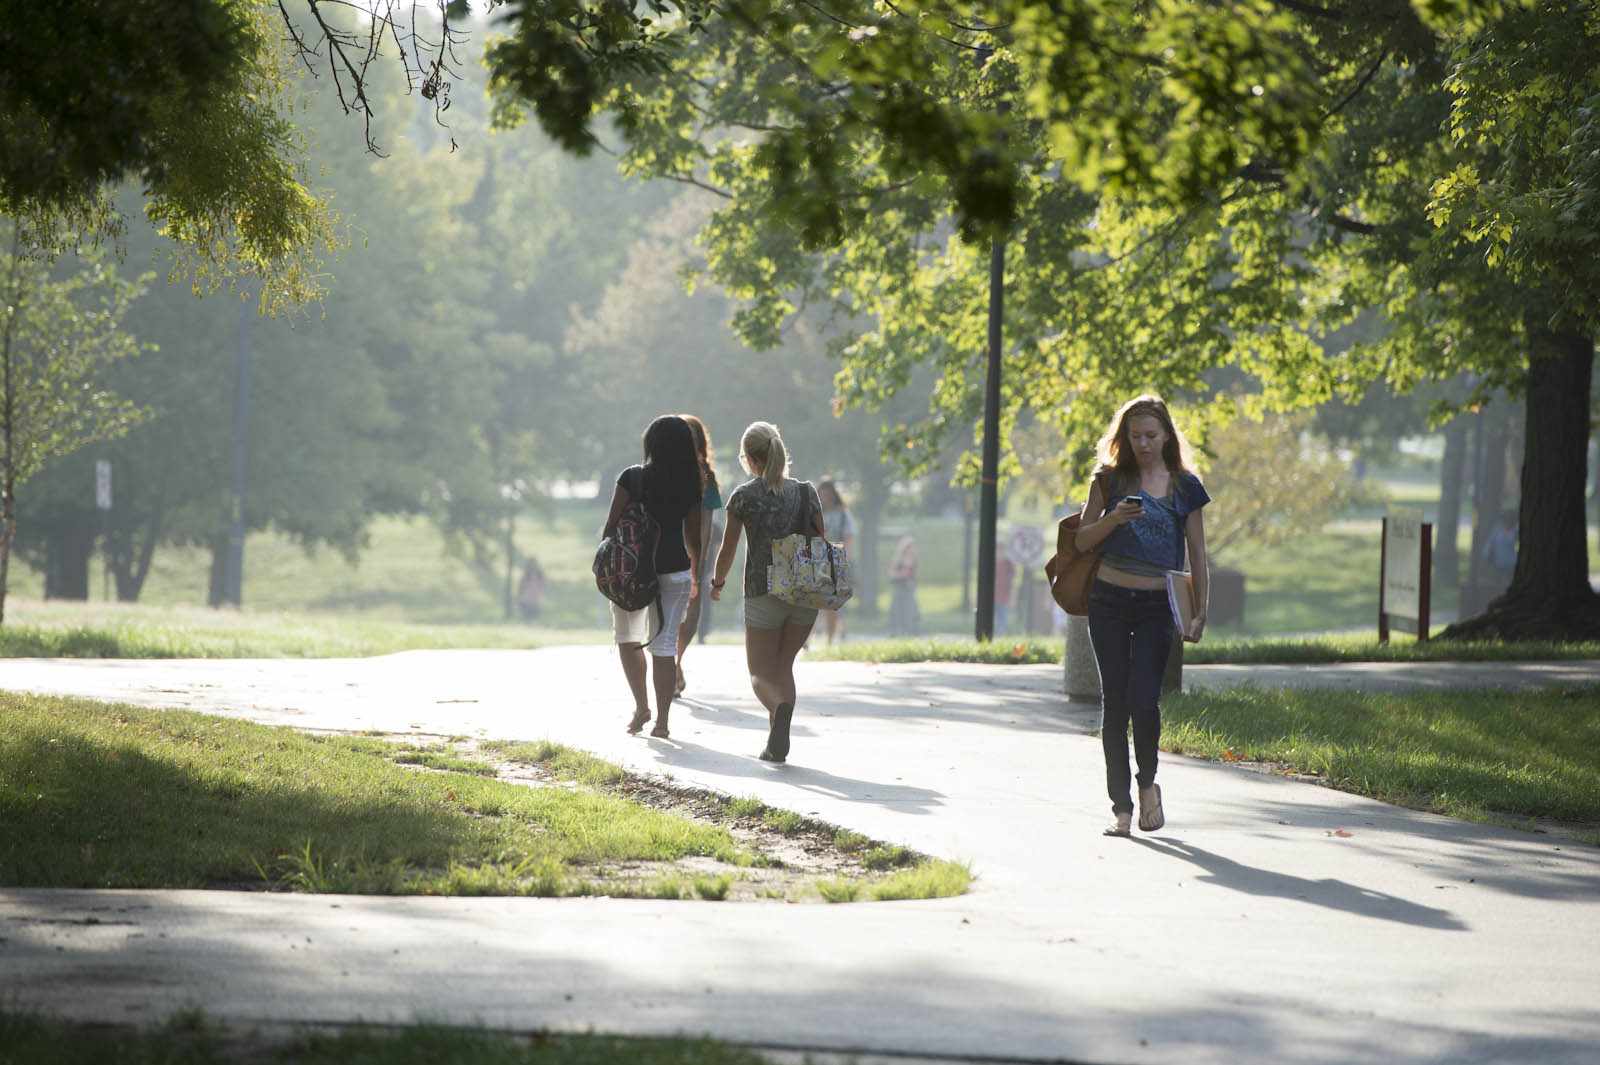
604, 415, 704, 739
674, 414, 723, 695
887, 533, 919, 636
1073, 395, 1210, 838
816, 478, 856, 645
709, 421, 824, 762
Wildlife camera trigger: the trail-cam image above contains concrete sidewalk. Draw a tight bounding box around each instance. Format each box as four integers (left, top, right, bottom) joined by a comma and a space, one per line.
2, 648, 1598, 1064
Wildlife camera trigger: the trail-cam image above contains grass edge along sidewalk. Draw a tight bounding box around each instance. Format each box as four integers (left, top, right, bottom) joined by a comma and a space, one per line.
0, 1012, 783, 1065
5, 608, 1600, 663
0, 692, 970, 902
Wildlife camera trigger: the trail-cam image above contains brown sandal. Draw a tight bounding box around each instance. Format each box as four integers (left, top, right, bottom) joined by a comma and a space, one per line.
626, 708, 651, 735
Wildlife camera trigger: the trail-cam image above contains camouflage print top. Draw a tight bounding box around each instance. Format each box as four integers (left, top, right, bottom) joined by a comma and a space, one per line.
726, 477, 822, 598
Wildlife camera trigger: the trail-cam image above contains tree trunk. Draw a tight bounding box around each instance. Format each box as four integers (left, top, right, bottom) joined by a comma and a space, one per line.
108, 464, 166, 602
1433, 414, 1467, 591
45, 529, 94, 599
207, 529, 229, 608
1464, 397, 1510, 616
1443, 322, 1600, 640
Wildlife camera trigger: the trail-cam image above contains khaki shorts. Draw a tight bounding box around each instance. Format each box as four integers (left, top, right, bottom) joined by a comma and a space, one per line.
742, 593, 819, 631
611, 570, 694, 656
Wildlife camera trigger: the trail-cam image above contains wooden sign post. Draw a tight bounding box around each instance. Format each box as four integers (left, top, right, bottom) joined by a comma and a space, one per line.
1379, 508, 1432, 642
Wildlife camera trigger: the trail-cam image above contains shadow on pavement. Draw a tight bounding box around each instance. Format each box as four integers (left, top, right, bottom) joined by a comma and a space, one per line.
1135, 836, 1468, 930
638, 735, 947, 817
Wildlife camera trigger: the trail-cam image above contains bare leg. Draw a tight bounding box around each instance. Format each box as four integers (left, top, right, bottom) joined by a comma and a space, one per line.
619, 643, 651, 732
745, 626, 784, 716
649, 654, 677, 736
675, 591, 702, 695
746, 619, 815, 761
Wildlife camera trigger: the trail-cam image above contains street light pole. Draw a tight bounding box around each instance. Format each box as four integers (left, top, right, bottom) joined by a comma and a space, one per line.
974, 43, 1005, 641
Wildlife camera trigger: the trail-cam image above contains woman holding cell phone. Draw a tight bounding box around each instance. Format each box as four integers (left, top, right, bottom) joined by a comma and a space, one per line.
1073, 395, 1210, 838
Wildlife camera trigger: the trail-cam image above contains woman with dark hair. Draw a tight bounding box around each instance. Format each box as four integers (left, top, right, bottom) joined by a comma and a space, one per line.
674, 414, 723, 695
603, 414, 704, 738
708, 421, 824, 763
1073, 394, 1210, 837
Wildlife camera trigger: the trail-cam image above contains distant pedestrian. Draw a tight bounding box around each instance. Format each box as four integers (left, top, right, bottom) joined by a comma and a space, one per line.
516, 557, 546, 621
709, 421, 824, 762
604, 415, 704, 739
674, 414, 723, 695
995, 553, 1018, 635
1074, 395, 1210, 838
817, 478, 856, 645
1482, 509, 1517, 597
887, 533, 919, 636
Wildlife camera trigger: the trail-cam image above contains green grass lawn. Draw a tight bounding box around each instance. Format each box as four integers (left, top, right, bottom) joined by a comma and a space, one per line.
1162, 683, 1600, 834
0, 692, 968, 901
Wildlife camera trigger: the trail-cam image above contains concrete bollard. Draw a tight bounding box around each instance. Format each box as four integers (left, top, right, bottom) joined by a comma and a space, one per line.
1063, 614, 1100, 702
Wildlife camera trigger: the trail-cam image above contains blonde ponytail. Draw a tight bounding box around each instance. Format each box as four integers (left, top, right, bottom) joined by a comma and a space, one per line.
741, 421, 789, 493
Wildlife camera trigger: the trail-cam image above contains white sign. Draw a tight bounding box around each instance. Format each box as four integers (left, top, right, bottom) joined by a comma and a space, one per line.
1007, 525, 1045, 567
1383, 507, 1423, 619
95, 460, 112, 511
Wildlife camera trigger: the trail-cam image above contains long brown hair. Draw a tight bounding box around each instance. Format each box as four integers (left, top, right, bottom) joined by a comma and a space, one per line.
678, 413, 719, 496
1093, 394, 1195, 492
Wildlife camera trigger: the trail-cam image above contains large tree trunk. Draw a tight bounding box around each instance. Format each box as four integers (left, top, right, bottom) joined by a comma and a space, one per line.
44, 529, 94, 599
1443, 322, 1600, 640
1433, 414, 1467, 591
108, 463, 166, 602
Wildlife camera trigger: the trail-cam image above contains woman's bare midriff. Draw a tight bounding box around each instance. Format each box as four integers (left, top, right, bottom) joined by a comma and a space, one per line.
1096, 563, 1166, 590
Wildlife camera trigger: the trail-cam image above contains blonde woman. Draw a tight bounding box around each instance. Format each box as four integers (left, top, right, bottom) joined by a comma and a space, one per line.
709, 421, 824, 762
1073, 395, 1210, 837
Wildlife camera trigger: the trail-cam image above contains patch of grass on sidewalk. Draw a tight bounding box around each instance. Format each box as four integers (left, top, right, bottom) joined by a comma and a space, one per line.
0, 1011, 772, 1065
0, 693, 968, 900
1162, 684, 1600, 830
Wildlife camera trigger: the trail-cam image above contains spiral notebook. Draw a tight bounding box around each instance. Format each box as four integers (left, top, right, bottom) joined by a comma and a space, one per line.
1165, 570, 1196, 640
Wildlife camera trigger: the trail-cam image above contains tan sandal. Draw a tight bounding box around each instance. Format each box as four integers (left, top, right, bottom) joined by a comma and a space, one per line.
1139, 784, 1164, 832
1103, 811, 1132, 837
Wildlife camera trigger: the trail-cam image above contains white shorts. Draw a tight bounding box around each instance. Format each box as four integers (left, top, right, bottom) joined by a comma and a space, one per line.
610, 570, 694, 657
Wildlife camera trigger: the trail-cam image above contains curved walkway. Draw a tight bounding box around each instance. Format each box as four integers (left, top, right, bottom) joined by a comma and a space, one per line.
2, 648, 1598, 1064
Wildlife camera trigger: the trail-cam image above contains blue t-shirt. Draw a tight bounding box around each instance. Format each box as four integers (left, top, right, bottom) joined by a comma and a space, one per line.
1098, 470, 1210, 572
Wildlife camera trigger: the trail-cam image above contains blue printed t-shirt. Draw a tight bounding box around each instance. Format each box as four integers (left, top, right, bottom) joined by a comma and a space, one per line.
1097, 470, 1210, 573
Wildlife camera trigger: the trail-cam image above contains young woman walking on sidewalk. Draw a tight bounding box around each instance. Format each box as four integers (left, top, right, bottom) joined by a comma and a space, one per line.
709, 421, 824, 762
603, 414, 704, 739
673, 414, 723, 696
1073, 395, 1210, 837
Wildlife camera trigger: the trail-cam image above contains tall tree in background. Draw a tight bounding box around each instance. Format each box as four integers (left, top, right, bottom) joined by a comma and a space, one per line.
470, 1, 1600, 637
0, 0, 340, 309
0, 223, 147, 620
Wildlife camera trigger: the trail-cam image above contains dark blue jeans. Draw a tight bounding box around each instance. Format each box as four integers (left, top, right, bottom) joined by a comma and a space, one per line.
1087, 581, 1175, 814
